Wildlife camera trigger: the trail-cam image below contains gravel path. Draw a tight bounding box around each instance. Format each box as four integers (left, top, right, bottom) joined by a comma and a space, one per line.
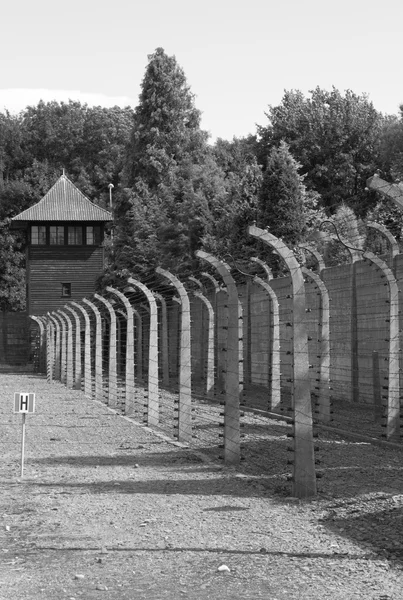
1, 373, 403, 600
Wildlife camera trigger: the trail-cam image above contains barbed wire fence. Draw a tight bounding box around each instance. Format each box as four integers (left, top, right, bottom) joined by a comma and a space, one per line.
30, 215, 403, 499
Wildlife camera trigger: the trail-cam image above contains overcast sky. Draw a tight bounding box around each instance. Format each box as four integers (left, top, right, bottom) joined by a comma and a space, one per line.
1, 0, 402, 141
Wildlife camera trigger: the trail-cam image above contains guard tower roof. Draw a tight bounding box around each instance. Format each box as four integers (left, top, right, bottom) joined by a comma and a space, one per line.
12, 174, 113, 222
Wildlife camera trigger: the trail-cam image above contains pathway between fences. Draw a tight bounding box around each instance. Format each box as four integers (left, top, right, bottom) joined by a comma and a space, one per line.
1, 373, 403, 600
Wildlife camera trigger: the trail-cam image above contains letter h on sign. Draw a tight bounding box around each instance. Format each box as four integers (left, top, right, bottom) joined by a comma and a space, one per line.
14, 393, 35, 413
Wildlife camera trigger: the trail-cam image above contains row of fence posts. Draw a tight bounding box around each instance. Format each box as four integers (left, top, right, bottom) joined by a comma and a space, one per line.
30, 223, 403, 498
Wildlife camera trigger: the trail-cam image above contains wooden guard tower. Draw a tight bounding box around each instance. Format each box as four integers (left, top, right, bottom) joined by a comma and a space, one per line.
11, 174, 112, 316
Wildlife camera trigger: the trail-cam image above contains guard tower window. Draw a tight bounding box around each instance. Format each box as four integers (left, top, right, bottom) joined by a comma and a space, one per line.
31, 225, 46, 245
68, 226, 83, 245
61, 283, 71, 297
86, 226, 101, 245
50, 226, 65, 245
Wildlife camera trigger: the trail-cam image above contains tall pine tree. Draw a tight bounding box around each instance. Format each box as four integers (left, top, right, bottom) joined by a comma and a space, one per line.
258, 141, 309, 246
114, 47, 225, 276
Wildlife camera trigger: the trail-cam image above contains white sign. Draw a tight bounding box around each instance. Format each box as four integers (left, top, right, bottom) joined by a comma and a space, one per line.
14, 393, 35, 414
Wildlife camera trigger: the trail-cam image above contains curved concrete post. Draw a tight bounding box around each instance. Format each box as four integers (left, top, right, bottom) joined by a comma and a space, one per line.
201, 272, 226, 292
251, 256, 273, 281
106, 287, 135, 415
188, 276, 204, 290
196, 251, 243, 465
299, 244, 326, 274
193, 290, 215, 396
153, 292, 169, 386
82, 298, 103, 402
70, 302, 92, 397
58, 310, 74, 389
127, 278, 159, 426
367, 174, 403, 211
362, 252, 400, 442
156, 267, 192, 443
201, 271, 227, 397
324, 232, 362, 264
52, 312, 67, 384
322, 230, 361, 403
367, 222, 400, 270
45, 315, 56, 382
248, 225, 316, 499
49, 315, 62, 381
64, 305, 82, 390
302, 267, 330, 423
131, 307, 143, 383
189, 277, 207, 384
94, 294, 117, 408
29, 316, 46, 373
252, 275, 281, 409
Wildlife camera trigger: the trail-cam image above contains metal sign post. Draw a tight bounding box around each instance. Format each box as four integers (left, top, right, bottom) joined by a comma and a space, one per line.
14, 393, 35, 478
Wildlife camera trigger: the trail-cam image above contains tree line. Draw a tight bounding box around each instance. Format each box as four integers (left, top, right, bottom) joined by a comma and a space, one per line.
1, 47, 403, 309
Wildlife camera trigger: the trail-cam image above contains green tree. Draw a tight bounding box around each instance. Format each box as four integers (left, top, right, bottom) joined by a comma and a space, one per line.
19, 100, 133, 203
258, 141, 312, 246
114, 47, 226, 276
201, 136, 262, 260
0, 220, 26, 311
257, 87, 384, 215
378, 106, 403, 184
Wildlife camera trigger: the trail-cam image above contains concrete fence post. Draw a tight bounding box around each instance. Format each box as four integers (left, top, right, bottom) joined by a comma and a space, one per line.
201, 272, 226, 397
367, 221, 399, 273
250, 256, 274, 281
323, 231, 360, 403
299, 244, 326, 274
156, 267, 192, 443
132, 308, 143, 384
362, 252, 400, 442
82, 299, 103, 402
45, 317, 55, 382
193, 290, 215, 396
53, 312, 67, 384
29, 316, 46, 373
252, 275, 281, 410
373, 350, 382, 423
70, 302, 92, 397
106, 287, 135, 415
94, 294, 117, 408
188, 277, 206, 383
196, 251, 243, 465
302, 267, 331, 423
58, 310, 74, 389
64, 305, 82, 390
153, 292, 170, 386
48, 315, 61, 380
248, 225, 316, 499
127, 278, 159, 427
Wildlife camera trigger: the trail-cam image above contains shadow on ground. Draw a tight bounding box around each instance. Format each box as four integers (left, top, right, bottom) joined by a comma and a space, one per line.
320, 500, 403, 567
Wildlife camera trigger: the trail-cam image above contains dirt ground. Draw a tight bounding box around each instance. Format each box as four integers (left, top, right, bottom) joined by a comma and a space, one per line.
1, 373, 403, 600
